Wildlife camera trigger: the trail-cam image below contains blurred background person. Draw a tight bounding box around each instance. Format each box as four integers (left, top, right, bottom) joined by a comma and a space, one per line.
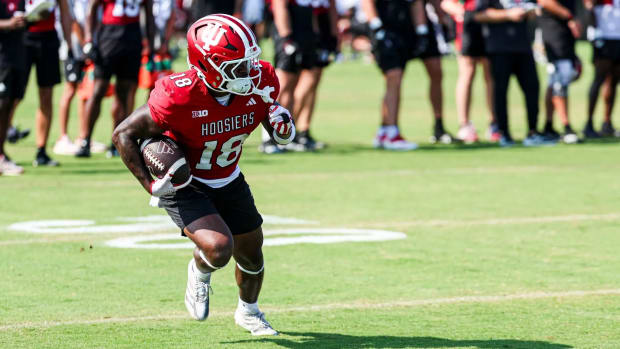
442, 0, 497, 144
75, 0, 155, 157
18, 0, 73, 166
415, 0, 455, 145
538, 0, 582, 144
191, 0, 242, 19
285, 0, 338, 151
54, 0, 88, 155
259, 0, 328, 153
0, 0, 27, 175
362, 0, 434, 150
474, 0, 554, 146
336, 0, 372, 61
242, 0, 266, 39
582, 0, 620, 139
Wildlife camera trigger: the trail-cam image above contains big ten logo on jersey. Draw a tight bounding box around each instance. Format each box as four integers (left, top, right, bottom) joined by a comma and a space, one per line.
201, 22, 226, 51
112, 0, 141, 17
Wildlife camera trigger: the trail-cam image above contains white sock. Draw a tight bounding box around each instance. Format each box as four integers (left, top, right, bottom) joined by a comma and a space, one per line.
384, 125, 399, 139
376, 126, 386, 137
192, 259, 211, 281
237, 298, 260, 314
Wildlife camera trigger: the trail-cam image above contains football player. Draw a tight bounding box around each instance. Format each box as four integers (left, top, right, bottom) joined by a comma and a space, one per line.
20, 0, 73, 166
0, 0, 27, 175
260, 0, 333, 153
538, 0, 582, 144
583, 0, 620, 138
112, 15, 294, 335
75, 0, 155, 157
441, 0, 497, 143
362, 0, 428, 150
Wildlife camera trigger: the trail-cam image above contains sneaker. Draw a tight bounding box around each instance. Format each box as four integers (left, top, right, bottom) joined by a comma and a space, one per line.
562, 126, 580, 144
542, 126, 561, 141
523, 132, 557, 147
53, 136, 79, 155
235, 309, 278, 336
106, 143, 119, 158
583, 125, 601, 139
486, 123, 502, 142
33, 151, 59, 167
457, 123, 479, 144
185, 259, 211, 321
75, 140, 91, 158
90, 141, 107, 153
304, 131, 326, 150
430, 131, 455, 145
258, 139, 285, 154
382, 134, 418, 151
0, 155, 24, 176
373, 134, 386, 149
600, 121, 617, 137
7, 126, 30, 144
499, 135, 515, 148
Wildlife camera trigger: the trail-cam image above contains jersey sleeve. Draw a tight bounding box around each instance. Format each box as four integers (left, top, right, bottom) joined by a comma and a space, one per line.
148, 76, 189, 131
257, 60, 280, 107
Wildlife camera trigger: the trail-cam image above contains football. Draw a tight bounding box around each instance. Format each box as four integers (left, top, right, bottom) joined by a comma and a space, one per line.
140, 136, 191, 185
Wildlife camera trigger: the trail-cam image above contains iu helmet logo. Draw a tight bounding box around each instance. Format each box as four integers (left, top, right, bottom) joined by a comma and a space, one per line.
201, 23, 226, 51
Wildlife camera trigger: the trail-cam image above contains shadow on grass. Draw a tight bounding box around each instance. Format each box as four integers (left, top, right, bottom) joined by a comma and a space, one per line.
224, 332, 572, 349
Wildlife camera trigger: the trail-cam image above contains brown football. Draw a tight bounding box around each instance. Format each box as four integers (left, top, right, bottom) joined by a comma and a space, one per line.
141, 136, 191, 185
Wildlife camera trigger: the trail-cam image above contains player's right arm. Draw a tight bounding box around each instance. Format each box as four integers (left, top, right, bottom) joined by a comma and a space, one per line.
84, 0, 102, 48
112, 104, 165, 194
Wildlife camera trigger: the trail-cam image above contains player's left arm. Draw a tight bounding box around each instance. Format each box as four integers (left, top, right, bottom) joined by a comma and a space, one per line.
112, 104, 166, 193
261, 102, 295, 145
143, 0, 156, 56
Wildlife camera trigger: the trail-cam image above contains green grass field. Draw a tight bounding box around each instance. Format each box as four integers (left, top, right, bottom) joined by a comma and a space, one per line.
1, 42, 619, 348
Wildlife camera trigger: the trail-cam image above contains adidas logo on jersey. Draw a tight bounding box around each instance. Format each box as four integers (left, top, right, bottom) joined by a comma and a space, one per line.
246, 98, 257, 106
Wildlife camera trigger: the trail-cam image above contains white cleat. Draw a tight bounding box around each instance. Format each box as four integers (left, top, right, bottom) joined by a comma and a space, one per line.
185, 259, 211, 321
382, 135, 418, 151
235, 310, 279, 336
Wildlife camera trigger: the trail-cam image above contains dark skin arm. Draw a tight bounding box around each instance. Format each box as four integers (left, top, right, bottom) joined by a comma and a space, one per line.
84, 0, 102, 43
112, 104, 165, 193
143, 0, 156, 55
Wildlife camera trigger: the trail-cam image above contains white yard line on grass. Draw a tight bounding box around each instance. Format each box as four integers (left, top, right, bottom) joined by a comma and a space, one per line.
2, 289, 619, 331
357, 213, 620, 229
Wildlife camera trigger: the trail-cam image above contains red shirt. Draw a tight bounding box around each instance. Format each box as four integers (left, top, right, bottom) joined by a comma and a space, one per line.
102, 0, 142, 25
26, 0, 55, 32
148, 61, 280, 181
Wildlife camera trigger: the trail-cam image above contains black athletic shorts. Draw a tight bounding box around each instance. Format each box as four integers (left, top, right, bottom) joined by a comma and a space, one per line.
413, 25, 441, 60
23, 30, 61, 88
460, 19, 486, 57
157, 173, 263, 236
94, 23, 142, 81
63, 58, 85, 83
372, 29, 413, 72
273, 27, 318, 73
316, 12, 335, 68
0, 65, 27, 99
592, 39, 620, 64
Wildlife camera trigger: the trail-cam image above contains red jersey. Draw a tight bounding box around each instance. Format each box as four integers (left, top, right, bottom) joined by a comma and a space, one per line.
102, 0, 142, 25
26, 0, 55, 32
149, 61, 280, 182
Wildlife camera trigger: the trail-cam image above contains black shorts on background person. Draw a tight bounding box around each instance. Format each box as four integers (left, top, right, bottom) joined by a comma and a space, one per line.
474, 0, 554, 147
0, 0, 27, 175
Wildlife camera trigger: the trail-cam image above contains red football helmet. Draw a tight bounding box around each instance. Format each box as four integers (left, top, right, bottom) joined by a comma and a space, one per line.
186, 14, 261, 95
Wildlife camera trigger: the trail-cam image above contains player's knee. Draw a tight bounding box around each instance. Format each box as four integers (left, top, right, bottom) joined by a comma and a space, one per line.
199, 236, 233, 268
551, 82, 568, 98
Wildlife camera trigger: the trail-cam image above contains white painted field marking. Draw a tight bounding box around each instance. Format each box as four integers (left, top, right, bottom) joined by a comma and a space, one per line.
357, 213, 620, 229
104, 229, 407, 249
2, 289, 619, 331
6, 215, 318, 235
